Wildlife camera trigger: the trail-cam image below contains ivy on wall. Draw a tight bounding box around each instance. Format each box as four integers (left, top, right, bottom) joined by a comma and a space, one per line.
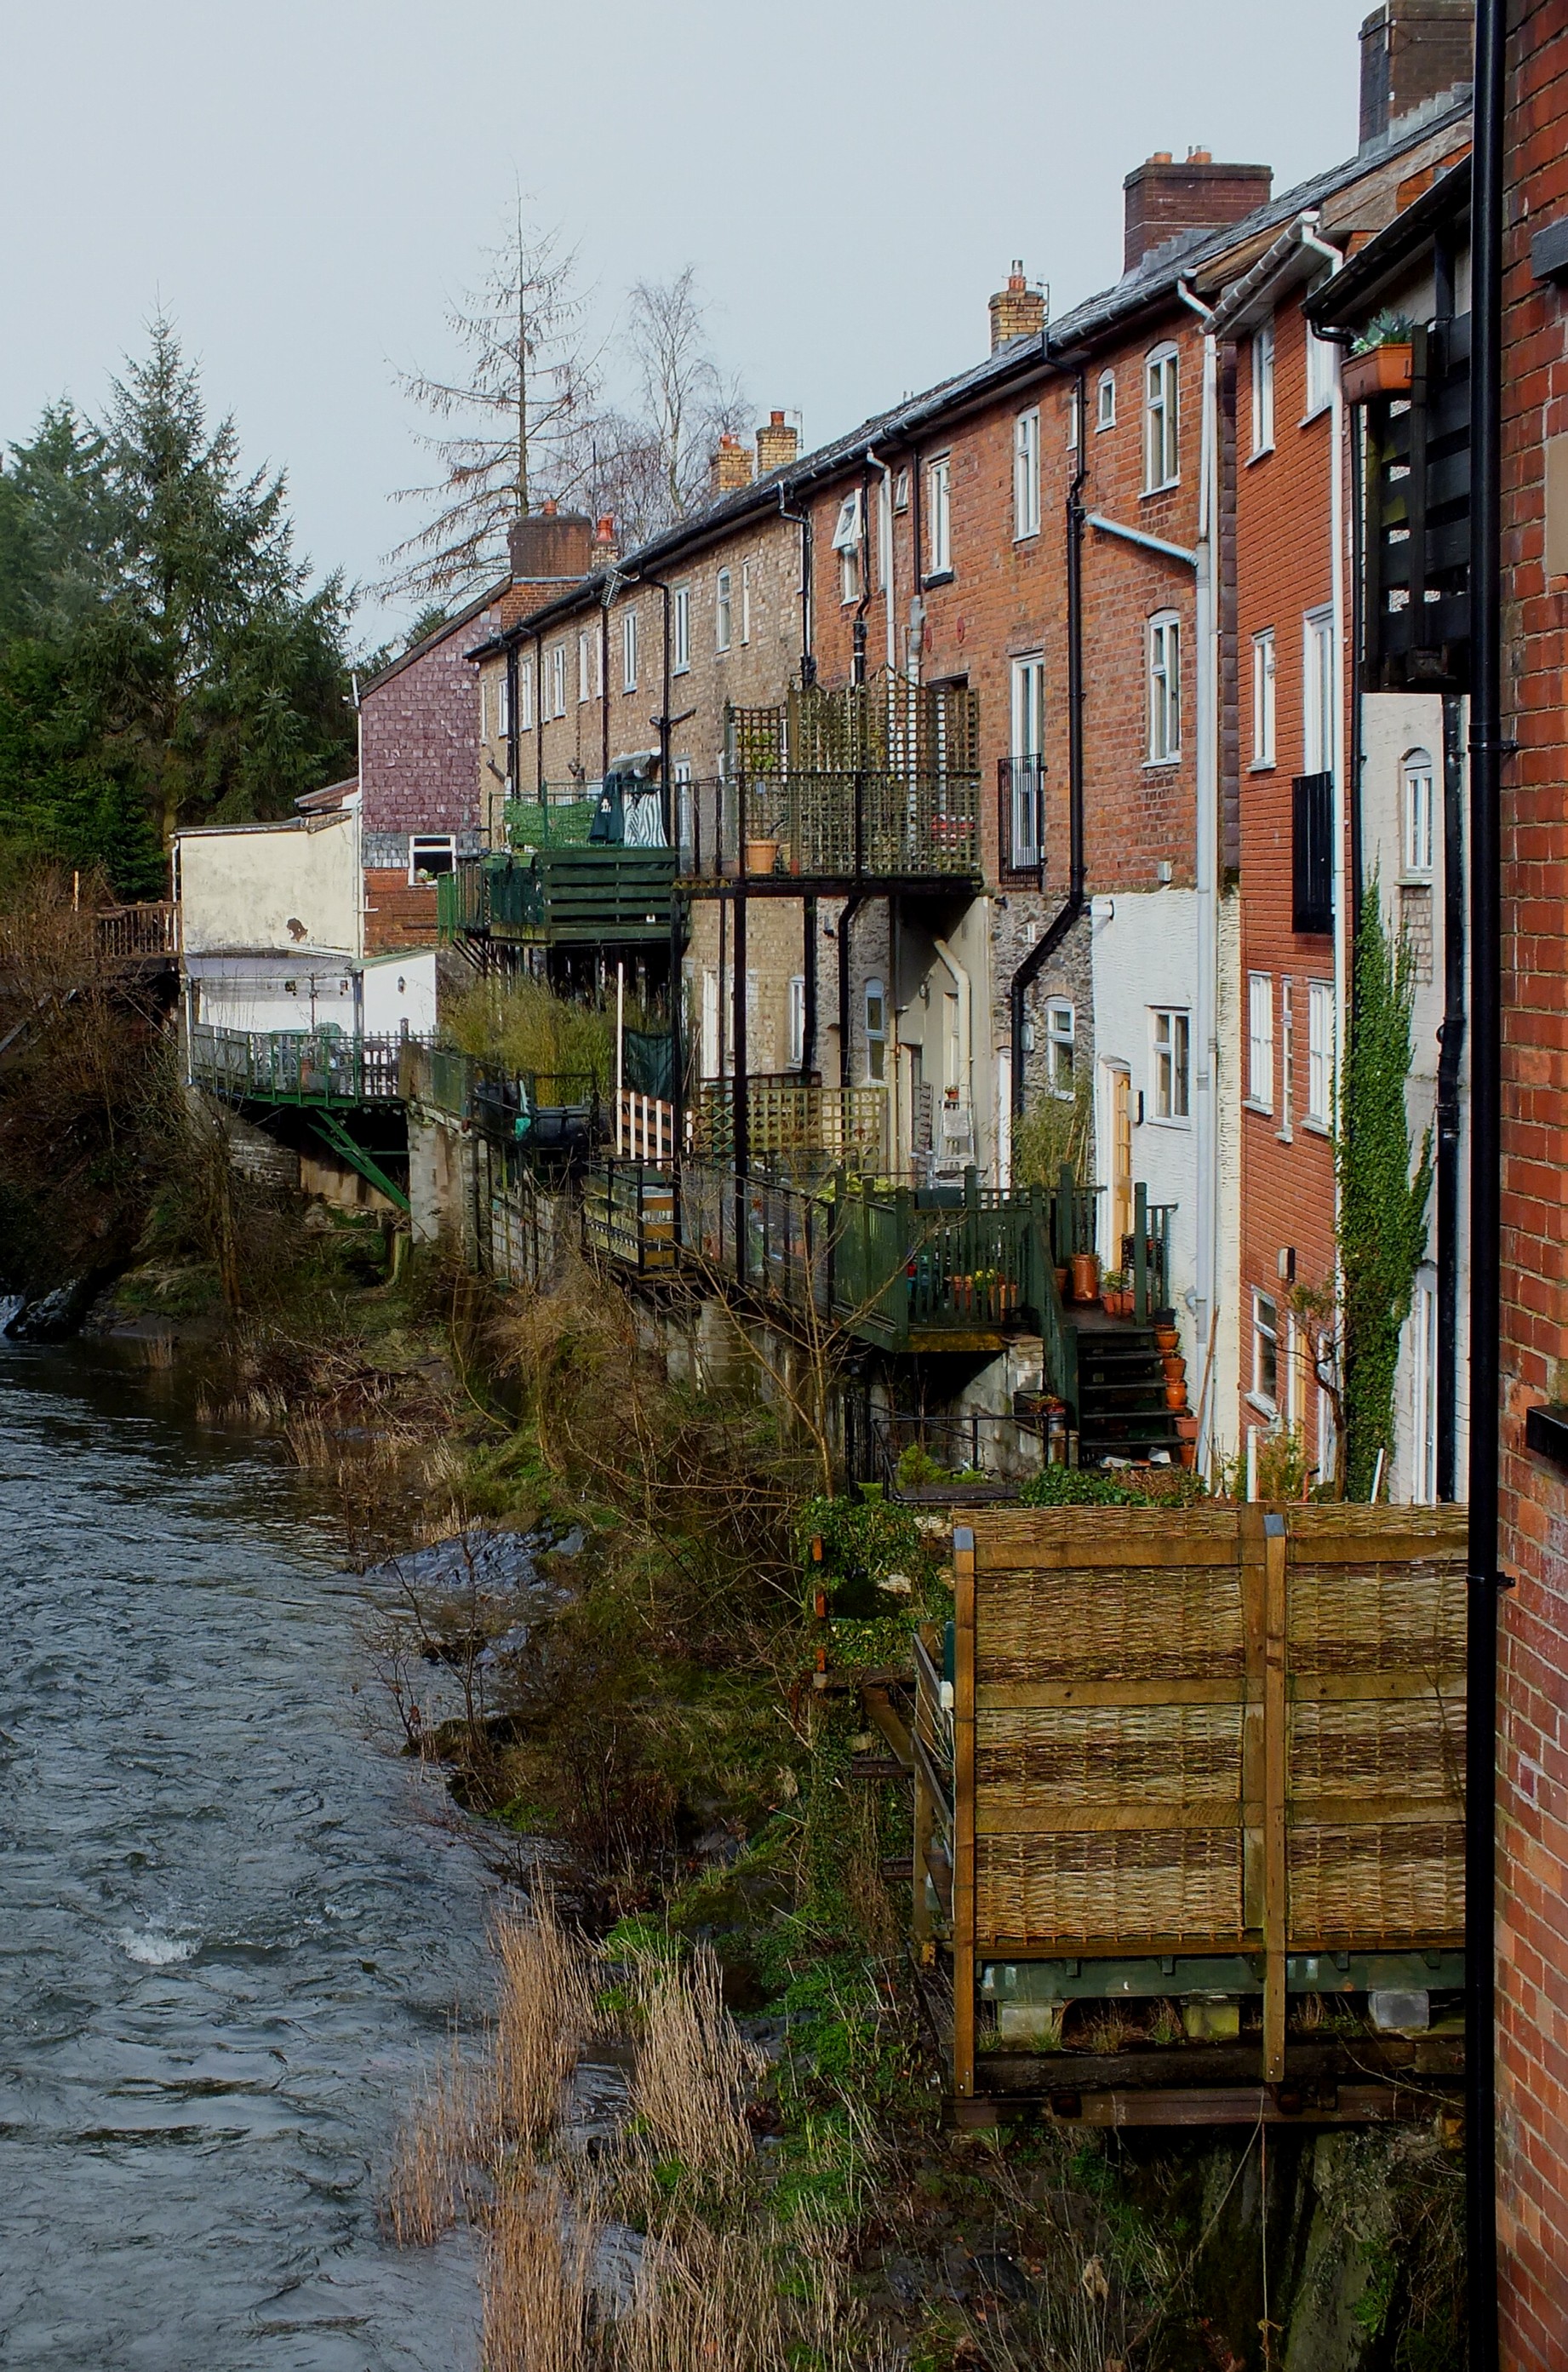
1336, 885, 1434, 1500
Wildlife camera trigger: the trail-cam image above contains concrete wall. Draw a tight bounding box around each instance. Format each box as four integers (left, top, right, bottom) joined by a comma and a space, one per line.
187, 954, 358, 1035
360, 950, 438, 1039
177, 813, 362, 957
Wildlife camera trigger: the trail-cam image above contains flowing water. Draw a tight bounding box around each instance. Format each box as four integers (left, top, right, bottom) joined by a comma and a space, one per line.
0, 1339, 489, 2369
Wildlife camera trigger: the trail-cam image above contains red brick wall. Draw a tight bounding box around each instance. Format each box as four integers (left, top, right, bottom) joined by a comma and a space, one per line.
363, 871, 438, 954
1497, 3, 1568, 2357
1232, 295, 1342, 1474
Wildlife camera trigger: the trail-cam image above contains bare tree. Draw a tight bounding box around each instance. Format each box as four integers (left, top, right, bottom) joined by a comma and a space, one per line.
621, 268, 748, 534
385, 204, 601, 602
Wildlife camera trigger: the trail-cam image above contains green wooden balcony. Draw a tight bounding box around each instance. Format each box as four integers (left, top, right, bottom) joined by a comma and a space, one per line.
438, 849, 677, 948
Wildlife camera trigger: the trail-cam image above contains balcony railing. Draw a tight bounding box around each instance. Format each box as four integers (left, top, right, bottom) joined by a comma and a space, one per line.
96, 902, 175, 961
997, 755, 1045, 881
1292, 772, 1334, 937
679, 771, 981, 888
438, 848, 677, 947
188, 1024, 406, 1106
690, 1078, 886, 1173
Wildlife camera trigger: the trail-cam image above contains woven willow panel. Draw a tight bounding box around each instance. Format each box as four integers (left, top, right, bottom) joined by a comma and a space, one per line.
1288, 1562, 1468, 1675
977, 1828, 1244, 1951
976, 1702, 1242, 1803
1288, 1819, 1464, 1944
1289, 1696, 1464, 1802
976, 1569, 1244, 1686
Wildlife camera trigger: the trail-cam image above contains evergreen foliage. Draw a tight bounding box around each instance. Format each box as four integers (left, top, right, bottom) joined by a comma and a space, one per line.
1337, 886, 1434, 1499
0, 320, 357, 895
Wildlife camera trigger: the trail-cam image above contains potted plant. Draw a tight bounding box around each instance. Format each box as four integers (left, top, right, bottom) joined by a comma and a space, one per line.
1100, 1269, 1133, 1318
1070, 1248, 1100, 1304
1342, 311, 1415, 406
1164, 1374, 1188, 1411
1161, 1350, 1187, 1387
1153, 1319, 1179, 1354
745, 835, 781, 874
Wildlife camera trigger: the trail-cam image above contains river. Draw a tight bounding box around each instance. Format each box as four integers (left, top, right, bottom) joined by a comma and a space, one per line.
0, 1338, 488, 2369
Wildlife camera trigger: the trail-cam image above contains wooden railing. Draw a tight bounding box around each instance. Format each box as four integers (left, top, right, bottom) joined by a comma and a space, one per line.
582, 1160, 678, 1273
188, 1024, 405, 1104
96, 902, 175, 960
616, 1087, 676, 1162
679, 771, 983, 886
690, 1079, 885, 1172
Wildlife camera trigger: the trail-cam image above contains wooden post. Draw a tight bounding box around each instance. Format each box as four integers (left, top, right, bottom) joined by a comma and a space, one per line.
952, 1524, 977, 2100
1262, 1510, 1289, 2083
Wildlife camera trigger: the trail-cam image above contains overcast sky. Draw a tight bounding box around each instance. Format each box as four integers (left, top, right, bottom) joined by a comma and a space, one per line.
2, 0, 1385, 648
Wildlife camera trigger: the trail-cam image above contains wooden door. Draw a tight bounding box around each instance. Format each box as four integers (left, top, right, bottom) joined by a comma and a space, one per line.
1111, 1067, 1133, 1258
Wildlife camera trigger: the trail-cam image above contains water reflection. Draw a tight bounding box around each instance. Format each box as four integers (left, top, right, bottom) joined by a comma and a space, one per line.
0, 1340, 487, 2369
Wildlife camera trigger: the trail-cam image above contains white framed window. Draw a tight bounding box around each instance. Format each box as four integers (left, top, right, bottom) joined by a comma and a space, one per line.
672, 755, 694, 852
1253, 1290, 1279, 1413
1303, 607, 1335, 776
1248, 972, 1273, 1109
1280, 977, 1295, 1137
740, 560, 753, 645
1151, 1007, 1191, 1121
1307, 980, 1334, 1128
1251, 629, 1276, 766
892, 468, 910, 512
864, 977, 887, 1084
577, 631, 592, 704
1144, 344, 1180, 491
1096, 369, 1117, 432
409, 834, 455, 883
1066, 383, 1081, 450
1046, 1000, 1075, 1094
1014, 407, 1041, 540
549, 644, 566, 718
832, 489, 862, 604
1403, 747, 1435, 874
1250, 318, 1276, 455
788, 975, 806, 1070
1147, 610, 1181, 762
495, 672, 511, 740
672, 584, 691, 673
1304, 315, 1338, 418
621, 607, 638, 693
926, 455, 952, 576
1010, 653, 1044, 868
1411, 1277, 1439, 1504
518, 657, 534, 731
1011, 653, 1045, 759
715, 566, 733, 654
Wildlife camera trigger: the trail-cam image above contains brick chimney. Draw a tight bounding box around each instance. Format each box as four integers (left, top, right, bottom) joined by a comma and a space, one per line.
501, 501, 593, 626
1359, 0, 1475, 147
755, 410, 799, 476
709, 433, 754, 496
592, 514, 618, 564
989, 261, 1046, 351
1123, 149, 1273, 271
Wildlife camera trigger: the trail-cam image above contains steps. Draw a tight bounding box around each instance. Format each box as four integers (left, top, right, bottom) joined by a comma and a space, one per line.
1075, 1326, 1188, 1465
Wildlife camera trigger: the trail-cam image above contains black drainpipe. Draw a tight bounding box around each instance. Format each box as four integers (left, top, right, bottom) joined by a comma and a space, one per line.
1010, 366, 1087, 1118
775, 483, 815, 686
534, 627, 545, 802
1436, 688, 1466, 1503
1466, 3, 1505, 2363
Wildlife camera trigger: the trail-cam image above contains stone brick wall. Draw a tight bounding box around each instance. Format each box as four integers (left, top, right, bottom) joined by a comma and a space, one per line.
1496, 4, 1568, 2358
359, 591, 503, 848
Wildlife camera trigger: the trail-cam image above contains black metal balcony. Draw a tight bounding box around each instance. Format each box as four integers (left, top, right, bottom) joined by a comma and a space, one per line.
997, 754, 1045, 882
1292, 772, 1334, 937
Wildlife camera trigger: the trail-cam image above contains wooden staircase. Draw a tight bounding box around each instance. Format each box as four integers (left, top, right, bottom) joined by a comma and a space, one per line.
1074, 1324, 1188, 1465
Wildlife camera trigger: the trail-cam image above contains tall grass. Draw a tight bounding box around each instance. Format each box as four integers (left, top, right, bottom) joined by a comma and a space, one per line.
627, 1945, 759, 2197
443, 978, 616, 1086
493, 1890, 595, 2148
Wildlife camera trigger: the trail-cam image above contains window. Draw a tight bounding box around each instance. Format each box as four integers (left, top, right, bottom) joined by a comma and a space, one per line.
1253, 1291, 1279, 1412
1403, 747, 1435, 874
832, 490, 863, 604
1280, 977, 1295, 1137
1307, 980, 1334, 1127
518, 658, 534, 731
1411, 1278, 1439, 1504
865, 977, 887, 1084
672, 756, 694, 853
926, 455, 952, 576
1248, 972, 1273, 1109
1096, 370, 1117, 432
495, 672, 511, 740
1013, 408, 1041, 539
672, 584, 691, 673
578, 631, 592, 704
1144, 344, 1180, 491
1304, 315, 1338, 417
1303, 608, 1336, 775
1152, 1007, 1191, 1120
409, 834, 455, 882
1046, 1000, 1075, 1094
1147, 611, 1181, 761
1066, 384, 1081, 449
549, 645, 566, 718
622, 608, 638, 693
1251, 629, 1276, 766
788, 975, 806, 1070
715, 567, 733, 653
740, 560, 753, 645
1009, 654, 1045, 869
1250, 318, 1276, 455
892, 468, 910, 512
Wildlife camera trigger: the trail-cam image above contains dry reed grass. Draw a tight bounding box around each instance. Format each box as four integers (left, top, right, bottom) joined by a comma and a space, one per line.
627, 1945, 762, 2196
481, 2174, 600, 2372
492, 1891, 595, 2150
381, 2037, 484, 2246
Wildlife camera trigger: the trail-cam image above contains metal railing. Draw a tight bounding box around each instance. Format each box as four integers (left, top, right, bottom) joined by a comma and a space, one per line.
189, 1024, 405, 1105
997, 755, 1045, 880
867, 1410, 1048, 1494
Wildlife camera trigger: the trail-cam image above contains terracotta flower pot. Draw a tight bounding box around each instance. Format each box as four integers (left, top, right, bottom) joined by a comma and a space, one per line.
1162, 1353, 1187, 1385
1070, 1252, 1100, 1303
745, 838, 780, 875
1176, 1413, 1199, 1441
1165, 1380, 1187, 1410
1342, 342, 1413, 405
1154, 1325, 1179, 1354
1055, 1265, 1069, 1299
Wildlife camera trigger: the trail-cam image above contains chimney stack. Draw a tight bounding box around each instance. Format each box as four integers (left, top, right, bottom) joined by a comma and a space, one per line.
709, 433, 754, 496
1359, 1, 1475, 147
502, 502, 594, 626
989, 261, 1047, 351
1123, 149, 1273, 271
593, 514, 618, 564
755, 410, 799, 476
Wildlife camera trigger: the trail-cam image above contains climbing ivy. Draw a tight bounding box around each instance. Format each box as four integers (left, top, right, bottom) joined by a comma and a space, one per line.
1336, 885, 1433, 1500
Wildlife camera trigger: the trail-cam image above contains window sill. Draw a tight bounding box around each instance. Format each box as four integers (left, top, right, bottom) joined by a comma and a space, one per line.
1276, 1127, 1295, 1145
1142, 479, 1181, 499
1245, 444, 1275, 467
1144, 1114, 1192, 1132
1398, 871, 1434, 890
1247, 760, 1276, 775
1013, 529, 1040, 545
1245, 1393, 1279, 1422
923, 569, 955, 589
1244, 1099, 1274, 1119
1095, 420, 1116, 435
1301, 1115, 1331, 1138
1142, 756, 1182, 771
672, 664, 691, 678
1299, 403, 1332, 428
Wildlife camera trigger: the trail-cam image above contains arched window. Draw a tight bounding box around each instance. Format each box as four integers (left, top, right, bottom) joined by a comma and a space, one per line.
1147, 610, 1182, 761
1403, 748, 1435, 874
1144, 344, 1180, 490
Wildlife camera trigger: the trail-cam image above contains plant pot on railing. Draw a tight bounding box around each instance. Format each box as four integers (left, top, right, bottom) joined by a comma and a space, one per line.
1154, 1321, 1179, 1354
1070, 1252, 1100, 1303
1342, 341, 1413, 405
745, 838, 780, 875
